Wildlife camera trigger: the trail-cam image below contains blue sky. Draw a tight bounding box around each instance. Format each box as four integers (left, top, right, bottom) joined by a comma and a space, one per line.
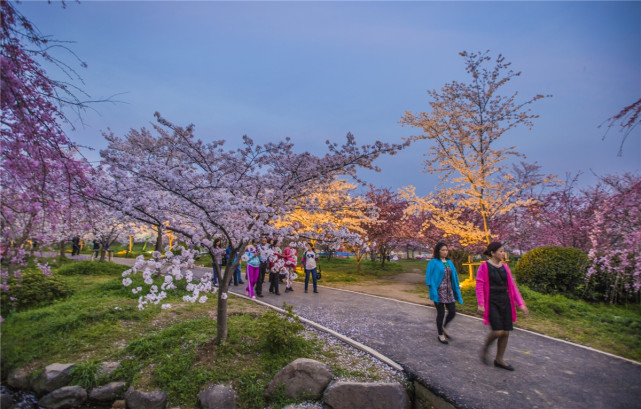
16, 1, 641, 195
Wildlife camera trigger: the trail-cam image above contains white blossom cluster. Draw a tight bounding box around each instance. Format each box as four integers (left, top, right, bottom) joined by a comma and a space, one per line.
121, 247, 214, 310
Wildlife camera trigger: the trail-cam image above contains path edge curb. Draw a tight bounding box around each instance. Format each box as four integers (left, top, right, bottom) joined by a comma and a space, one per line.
229, 291, 460, 409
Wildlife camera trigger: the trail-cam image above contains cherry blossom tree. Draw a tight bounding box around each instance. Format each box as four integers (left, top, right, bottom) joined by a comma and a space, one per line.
1, 2, 99, 321
362, 188, 408, 267
601, 97, 641, 156
1, 1, 94, 252
400, 51, 551, 245
274, 178, 376, 264
586, 173, 641, 304
491, 161, 559, 254
96, 113, 407, 342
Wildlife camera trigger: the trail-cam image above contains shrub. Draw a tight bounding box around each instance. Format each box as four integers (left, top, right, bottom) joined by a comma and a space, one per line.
1, 269, 72, 316
448, 249, 471, 278
514, 246, 589, 298
260, 304, 305, 355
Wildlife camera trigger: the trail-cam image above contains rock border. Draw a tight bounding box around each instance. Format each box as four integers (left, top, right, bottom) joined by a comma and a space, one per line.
2, 295, 453, 409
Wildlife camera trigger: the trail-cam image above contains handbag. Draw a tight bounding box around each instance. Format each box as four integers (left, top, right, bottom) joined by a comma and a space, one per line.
316, 265, 322, 280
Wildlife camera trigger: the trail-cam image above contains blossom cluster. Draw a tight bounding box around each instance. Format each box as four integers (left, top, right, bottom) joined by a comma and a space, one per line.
121, 247, 214, 310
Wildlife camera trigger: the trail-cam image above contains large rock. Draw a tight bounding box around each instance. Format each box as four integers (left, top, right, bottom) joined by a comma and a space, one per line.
6, 367, 31, 390
323, 381, 410, 409
111, 399, 126, 409
32, 363, 75, 395
264, 358, 332, 400
198, 383, 237, 409
89, 381, 127, 402
1, 391, 14, 408
97, 361, 120, 378
38, 385, 87, 409
124, 387, 167, 409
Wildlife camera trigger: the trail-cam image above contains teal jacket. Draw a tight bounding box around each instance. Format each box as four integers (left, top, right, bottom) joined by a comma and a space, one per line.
426, 258, 463, 304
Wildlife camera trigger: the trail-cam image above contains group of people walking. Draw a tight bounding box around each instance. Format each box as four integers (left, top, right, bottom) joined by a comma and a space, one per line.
426, 241, 529, 371
210, 238, 320, 299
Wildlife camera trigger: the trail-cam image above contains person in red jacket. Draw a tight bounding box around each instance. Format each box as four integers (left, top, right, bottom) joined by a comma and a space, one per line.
476, 242, 529, 371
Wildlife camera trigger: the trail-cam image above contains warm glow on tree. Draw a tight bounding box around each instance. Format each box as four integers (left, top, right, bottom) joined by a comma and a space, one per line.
274, 178, 376, 241
401, 51, 551, 246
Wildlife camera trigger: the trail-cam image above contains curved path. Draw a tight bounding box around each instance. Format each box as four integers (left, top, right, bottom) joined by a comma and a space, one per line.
93, 256, 641, 409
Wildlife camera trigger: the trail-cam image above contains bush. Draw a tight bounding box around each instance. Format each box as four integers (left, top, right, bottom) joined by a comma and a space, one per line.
1, 269, 72, 316
260, 304, 305, 355
448, 249, 471, 278
514, 246, 589, 298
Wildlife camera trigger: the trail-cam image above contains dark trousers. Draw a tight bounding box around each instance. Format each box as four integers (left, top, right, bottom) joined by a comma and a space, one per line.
230, 265, 242, 285
304, 268, 318, 292
212, 264, 221, 285
435, 302, 456, 335
269, 272, 280, 294
255, 261, 268, 295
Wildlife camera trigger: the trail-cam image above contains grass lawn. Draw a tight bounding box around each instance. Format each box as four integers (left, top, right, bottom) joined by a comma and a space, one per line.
0, 259, 404, 409
294, 257, 425, 283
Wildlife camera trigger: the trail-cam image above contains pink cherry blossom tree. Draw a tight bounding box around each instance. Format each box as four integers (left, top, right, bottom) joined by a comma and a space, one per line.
362, 188, 408, 266
586, 173, 641, 304
96, 113, 407, 342
1, 2, 98, 320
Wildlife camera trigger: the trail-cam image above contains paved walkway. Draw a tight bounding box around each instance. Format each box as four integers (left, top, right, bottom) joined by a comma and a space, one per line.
81, 256, 641, 409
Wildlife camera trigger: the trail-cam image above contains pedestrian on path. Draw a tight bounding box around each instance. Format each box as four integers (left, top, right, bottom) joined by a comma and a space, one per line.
211, 239, 225, 287
282, 245, 297, 292
243, 242, 261, 299
255, 237, 272, 298
476, 241, 529, 371
302, 242, 318, 293
268, 240, 282, 295
226, 243, 243, 286
426, 242, 463, 345
71, 236, 80, 256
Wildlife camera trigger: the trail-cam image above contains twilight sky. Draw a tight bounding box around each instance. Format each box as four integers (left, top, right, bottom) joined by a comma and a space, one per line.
16, 1, 641, 195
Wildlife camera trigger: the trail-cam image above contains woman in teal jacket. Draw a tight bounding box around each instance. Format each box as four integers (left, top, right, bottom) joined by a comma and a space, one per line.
426, 242, 463, 344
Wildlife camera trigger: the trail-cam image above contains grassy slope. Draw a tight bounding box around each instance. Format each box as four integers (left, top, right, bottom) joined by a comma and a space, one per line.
0, 259, 403, 409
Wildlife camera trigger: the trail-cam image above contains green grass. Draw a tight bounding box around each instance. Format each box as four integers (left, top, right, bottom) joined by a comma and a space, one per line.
455, 286, 641, 361
0, 258, 400, 409
295, 256, 425, 284
55, 260, 130, 276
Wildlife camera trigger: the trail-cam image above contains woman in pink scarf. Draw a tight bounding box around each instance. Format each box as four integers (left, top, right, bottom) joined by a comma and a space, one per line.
476, 242, 529, 371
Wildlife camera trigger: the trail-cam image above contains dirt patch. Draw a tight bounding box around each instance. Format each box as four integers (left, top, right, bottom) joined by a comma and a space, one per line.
323, 271, 434, 306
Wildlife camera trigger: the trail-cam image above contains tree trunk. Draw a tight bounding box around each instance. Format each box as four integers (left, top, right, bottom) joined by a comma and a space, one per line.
59, 239, 66, 259
406, 244, 410, 260
216, 263, 231, 344
215, 246, 244, 344
154, 225, 163, 251
99, 243, 106, 261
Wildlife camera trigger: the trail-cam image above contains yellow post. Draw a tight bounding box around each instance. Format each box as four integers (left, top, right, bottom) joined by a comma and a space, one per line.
460, 255, 482, 290
128, 235, 133, 252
